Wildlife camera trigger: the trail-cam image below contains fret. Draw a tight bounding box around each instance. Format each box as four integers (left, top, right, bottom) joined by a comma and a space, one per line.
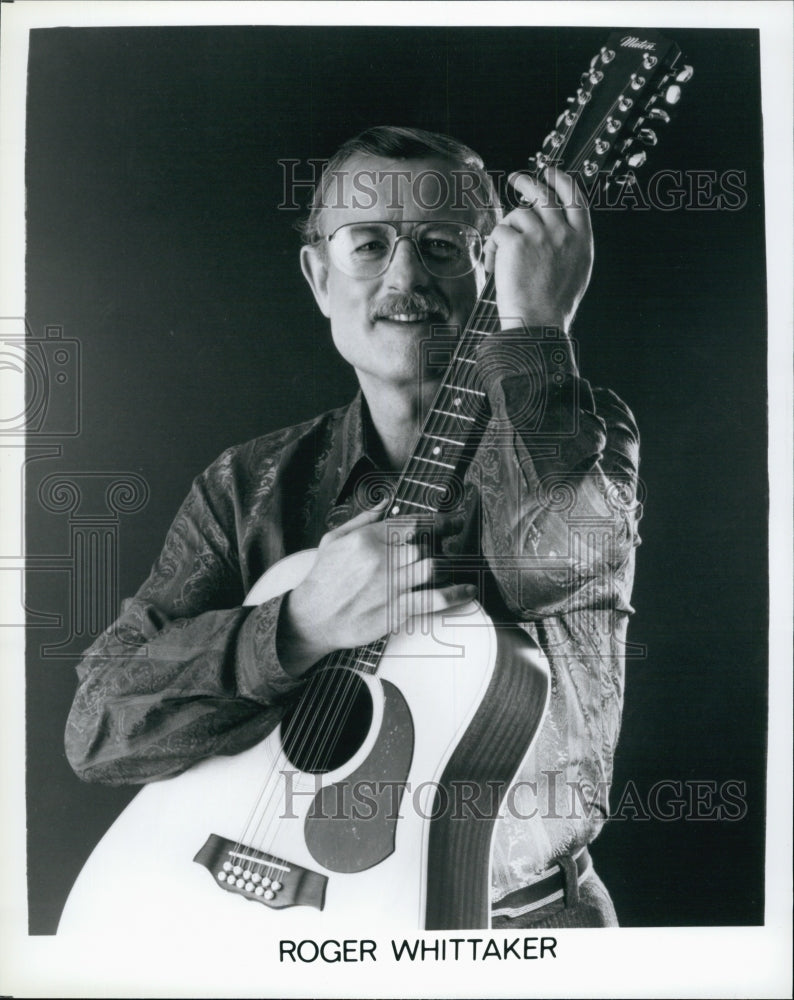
446, 384, 486, 397
403, 476, 447, 493
425, 433, 464, 446
466, 328, 494, 337
431, 408, 476, 423
455, 356, 477, 365
391, 497, 437, 513
415, 454, 456, 469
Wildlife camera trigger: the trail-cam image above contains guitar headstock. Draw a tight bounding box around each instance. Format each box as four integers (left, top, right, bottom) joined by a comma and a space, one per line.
529, 29, 693, 188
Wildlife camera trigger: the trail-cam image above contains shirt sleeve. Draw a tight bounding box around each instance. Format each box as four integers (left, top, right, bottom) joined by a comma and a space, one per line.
64, 453, 306, 786
473, 327, 641, 622
473, 328, 642, 877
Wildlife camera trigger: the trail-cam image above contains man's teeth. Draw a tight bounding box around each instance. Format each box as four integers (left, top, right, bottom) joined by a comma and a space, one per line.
384, 313, 429, 322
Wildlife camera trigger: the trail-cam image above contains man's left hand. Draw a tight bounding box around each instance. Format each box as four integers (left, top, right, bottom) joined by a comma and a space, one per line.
483, 167, 593, 334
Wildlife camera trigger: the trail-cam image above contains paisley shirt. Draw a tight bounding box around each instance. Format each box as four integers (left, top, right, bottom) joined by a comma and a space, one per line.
65, 349, 641, 903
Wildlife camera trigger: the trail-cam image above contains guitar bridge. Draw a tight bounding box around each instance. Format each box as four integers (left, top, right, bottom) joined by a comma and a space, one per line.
194, 834, 327, 911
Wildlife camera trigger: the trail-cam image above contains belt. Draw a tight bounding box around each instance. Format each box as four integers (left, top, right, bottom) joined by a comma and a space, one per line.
491, 848, 592, 920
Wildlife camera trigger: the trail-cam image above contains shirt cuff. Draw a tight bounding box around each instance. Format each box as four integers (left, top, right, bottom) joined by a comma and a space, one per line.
476, 326, 607, 478
497, 371, 607, 476
236, 593, 307, 704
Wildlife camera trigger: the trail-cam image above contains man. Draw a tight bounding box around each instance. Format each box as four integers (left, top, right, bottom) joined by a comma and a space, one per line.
65, 126, 640, 928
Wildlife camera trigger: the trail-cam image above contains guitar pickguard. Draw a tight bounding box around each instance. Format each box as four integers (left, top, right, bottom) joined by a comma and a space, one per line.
305, 678, 414, 873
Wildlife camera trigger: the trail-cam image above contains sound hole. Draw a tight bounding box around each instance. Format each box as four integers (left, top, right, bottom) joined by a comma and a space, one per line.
280, 668, 373, 774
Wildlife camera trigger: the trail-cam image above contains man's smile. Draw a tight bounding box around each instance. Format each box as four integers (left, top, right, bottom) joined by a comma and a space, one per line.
377, 311, 434, 324
369, 291, 450, 327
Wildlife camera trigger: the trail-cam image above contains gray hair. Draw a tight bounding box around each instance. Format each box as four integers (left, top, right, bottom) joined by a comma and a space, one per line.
299, 125, 502, 244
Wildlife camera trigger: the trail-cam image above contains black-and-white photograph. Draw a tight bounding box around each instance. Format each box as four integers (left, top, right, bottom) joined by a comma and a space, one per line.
1, 2, 790, 997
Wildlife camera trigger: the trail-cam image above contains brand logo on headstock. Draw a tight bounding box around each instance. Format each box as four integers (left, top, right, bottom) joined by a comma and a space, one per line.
620, 36, 656, 50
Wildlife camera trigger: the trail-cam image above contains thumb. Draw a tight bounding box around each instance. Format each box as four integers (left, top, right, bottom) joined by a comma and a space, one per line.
328, 496, 390, 538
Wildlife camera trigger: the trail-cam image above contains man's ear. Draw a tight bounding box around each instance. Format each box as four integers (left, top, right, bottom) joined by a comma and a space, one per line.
300, 244, 331, 318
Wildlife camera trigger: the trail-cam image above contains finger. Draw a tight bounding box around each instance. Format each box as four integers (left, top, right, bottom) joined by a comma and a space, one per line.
382, 515, 428, 547
401, 583, 477, 623
326, 497, 389, 538
508, 171, 559, 212
483, 221, 531, 274
432, 511, 466, 538
543, 167, 592, 234
507, 171, 572, 229
397, 556, 435, 590
389, 542, 425, 571
384, 512, 464, 545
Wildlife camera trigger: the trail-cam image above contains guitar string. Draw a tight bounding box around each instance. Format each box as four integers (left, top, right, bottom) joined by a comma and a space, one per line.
229, 284, 501, 891
229, 643, 372, 889
225, 673, 333, 883
241, 643, 365, 882
227, 638, 366, 885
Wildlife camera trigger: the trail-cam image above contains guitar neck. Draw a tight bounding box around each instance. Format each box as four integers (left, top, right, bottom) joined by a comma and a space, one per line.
388, 273, 500, 519
344, 27, 692, 673
345, 280, 501, 679
388, 30, 691, 519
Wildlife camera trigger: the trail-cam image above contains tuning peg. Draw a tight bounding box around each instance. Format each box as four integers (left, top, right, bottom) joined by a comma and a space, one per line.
588, 68, 604, 85
600, 46, 615, 64
556, 108, 576, 128
606, 116, 622, 133
543, 129, 563, 149
642, 53, 658, 70
594, 138, 610, 155
664, 84, 682, 105
527, 152, 550, 171
647, 107, 671, 123
618, 95, 634, 112
676, 64, 694, 83
627, 151, 647, 169
636, 127, 658, 146
630, 73, 646, 91
576, 87, 591, 105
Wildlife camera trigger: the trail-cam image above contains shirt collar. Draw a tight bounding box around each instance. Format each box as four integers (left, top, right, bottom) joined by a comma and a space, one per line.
333, 391, 379, 505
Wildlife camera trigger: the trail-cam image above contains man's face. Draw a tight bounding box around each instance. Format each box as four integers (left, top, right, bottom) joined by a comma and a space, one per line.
301, 155, 484, 395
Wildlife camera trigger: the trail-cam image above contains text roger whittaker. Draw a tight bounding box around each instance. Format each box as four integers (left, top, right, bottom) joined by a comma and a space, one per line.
279, 936, 558, 962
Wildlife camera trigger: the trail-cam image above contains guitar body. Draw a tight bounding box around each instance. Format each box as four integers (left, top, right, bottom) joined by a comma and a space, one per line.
60, 549, 549, 936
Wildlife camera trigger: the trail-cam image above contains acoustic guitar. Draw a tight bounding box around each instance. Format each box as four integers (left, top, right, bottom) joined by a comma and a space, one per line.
59, 30, 690, 936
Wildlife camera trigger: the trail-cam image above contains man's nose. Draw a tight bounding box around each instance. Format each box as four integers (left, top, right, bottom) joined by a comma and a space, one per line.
385, 235, 430, 288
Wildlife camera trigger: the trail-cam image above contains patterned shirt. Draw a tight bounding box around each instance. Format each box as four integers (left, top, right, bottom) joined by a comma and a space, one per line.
65, 348, 641, 904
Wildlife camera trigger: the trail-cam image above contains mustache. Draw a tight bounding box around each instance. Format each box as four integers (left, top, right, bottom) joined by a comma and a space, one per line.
369, 291, 451, 323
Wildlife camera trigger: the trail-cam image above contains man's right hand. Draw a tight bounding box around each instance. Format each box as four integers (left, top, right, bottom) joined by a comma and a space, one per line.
275, 503, 475, 677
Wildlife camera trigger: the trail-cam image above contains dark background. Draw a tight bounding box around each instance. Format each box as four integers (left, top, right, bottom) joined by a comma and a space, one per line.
24, 26, 767, 933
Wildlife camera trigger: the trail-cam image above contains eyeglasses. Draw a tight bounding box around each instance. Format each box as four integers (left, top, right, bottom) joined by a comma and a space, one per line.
319, 221, 483, 279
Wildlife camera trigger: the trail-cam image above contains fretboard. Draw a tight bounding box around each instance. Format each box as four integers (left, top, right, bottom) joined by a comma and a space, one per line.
387, 273, 501, 519
342, 276, 501, 679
